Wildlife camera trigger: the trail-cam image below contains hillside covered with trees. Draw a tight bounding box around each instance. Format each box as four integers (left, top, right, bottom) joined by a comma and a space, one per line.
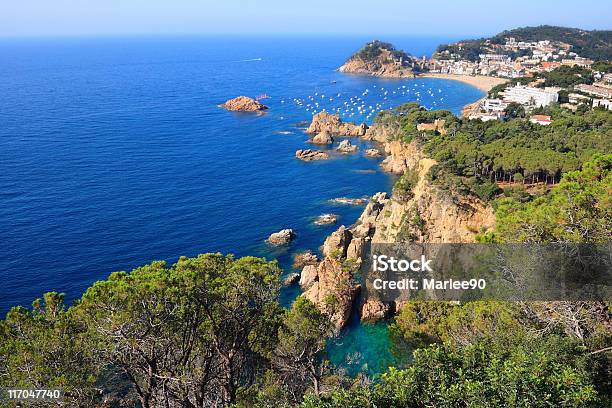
373, 102, 611, 203
436, 25, 612, 61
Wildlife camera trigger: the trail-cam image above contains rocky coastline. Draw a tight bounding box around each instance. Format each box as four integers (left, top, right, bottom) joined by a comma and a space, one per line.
273, 48, 501, 331
287, 111, 496, 330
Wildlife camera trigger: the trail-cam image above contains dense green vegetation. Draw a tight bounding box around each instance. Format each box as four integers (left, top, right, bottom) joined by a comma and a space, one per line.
299, 297, 610, 407
351, 40, 410, 62
437, 25, 612, 61
592, 60, 612, 73
1, 254, 289, 407
539, 65, 595, 87
382, 102, 611, 203
491, 153, 611, 243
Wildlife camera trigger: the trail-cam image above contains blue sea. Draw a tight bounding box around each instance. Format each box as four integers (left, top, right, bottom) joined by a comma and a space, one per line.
0, 36, 482, 375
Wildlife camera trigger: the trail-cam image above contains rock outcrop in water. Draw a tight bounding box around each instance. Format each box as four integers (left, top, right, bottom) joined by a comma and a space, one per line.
283, 273, 300, 286
361, 299, 390, 322
310, 130, 334, 145
331, 197, 367, 205
314, 214, 338, 225
306, 112, 367, 136
222, 96, 268, 112
300, 192, 391, 330
336, 139, 358, 153
364, 148, 382, 157
338, 40, 416, 78
295, 149, 329, 161
266, 229, 295, 246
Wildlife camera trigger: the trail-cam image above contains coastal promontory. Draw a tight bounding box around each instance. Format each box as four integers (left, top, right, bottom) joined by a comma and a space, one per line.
222, 96, 268, 112
338, 40, 418, 78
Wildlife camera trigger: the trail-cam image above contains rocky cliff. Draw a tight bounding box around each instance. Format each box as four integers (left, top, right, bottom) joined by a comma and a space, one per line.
371, 140, 496, 244
300, 112, 496, 326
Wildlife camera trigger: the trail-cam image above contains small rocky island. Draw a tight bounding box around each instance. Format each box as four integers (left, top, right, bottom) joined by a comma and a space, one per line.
314, 213, 338, 225
222, 96, 268, 112
338, 40, 418, 78
266, 229, 295, 245
295, 149, 329, 161
336, 139, 358, 153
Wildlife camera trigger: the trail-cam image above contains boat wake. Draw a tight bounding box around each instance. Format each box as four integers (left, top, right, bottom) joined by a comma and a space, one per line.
237, 57, 263, 62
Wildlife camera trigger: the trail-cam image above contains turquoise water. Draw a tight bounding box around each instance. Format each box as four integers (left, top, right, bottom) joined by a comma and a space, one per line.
0, 36, 483, 374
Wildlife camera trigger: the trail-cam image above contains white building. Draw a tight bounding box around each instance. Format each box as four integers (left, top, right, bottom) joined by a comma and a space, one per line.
483, 99, 509, 112
593, 99, 612, 110
501, 85, 559, 107
529, 115, 553, 125
469, 112, 505, 122
574, 84, 612, 99
568, 93, 590, 104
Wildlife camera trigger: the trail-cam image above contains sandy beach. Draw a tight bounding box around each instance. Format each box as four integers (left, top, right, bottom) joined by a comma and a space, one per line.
418, 73, 508, 93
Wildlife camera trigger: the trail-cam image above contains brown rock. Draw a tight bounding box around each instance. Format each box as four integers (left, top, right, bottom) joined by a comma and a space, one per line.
364, 148, 382, 157
336, 139, 358, 153
222, 96, 268, 112
302, 257, 360, 331
360, 299, 390, 322
322, 225, 352, 258
283, 273, 300, 286
299, 264, 318, 289
331, 197, 367, 205
311, 130, 334, 145
295, 149, 330, 161
293, 251, 319, 269
346, 237, 365, 261
266, 229, 295, 246
314, 213, 338, 225
306, 112, 367, 136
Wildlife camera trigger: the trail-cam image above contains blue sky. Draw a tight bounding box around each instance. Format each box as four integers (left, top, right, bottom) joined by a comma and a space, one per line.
1, 0, 610, 38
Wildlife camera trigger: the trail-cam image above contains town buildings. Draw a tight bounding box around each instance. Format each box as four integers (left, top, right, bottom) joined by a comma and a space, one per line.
529, 115, 553, 125
501, 85, 560, 107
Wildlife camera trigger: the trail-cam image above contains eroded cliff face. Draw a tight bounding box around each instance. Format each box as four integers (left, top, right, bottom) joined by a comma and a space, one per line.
302, 257, 360, 332
372, 140, 495, 244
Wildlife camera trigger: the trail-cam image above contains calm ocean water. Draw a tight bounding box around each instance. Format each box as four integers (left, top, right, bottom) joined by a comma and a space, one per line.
0, 36, 482, 375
